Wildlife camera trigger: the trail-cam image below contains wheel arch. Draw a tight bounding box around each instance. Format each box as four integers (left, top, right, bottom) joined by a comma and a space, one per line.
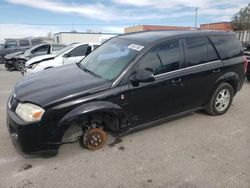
205, 72, 238, 106
223, 72, 239, 95
56, 101, 127, 142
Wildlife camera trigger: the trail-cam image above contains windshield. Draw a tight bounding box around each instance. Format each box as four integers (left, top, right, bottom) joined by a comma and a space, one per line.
79, 38, 142, 81
5, 41, 17, 48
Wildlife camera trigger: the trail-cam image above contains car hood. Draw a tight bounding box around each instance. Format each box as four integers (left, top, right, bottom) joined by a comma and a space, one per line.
15, 53, 29, 60
5, 51, 23, 59
14, 64, 111, 107
0, 49, 20, 58
25, 54, 56, 66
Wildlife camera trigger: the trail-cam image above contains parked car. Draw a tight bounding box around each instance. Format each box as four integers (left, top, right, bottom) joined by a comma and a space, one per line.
244, 51, 250, 80
5, 43, 66, 71
0, 38, 43, 64
0, 44, 4, 51
23, 43, 100, 76
7, 31, 245, 157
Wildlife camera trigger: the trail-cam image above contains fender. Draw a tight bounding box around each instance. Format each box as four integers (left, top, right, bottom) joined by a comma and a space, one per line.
223, 72, 239, 92
58, 101, 127, 132
206, 72, 239, 105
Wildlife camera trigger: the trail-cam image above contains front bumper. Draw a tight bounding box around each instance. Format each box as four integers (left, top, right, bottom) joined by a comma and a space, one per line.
5, 59, 14, 69
7, 107, 59, 157
0, 57, 6, 64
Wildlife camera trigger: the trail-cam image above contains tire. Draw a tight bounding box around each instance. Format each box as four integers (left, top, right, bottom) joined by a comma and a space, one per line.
247, 75, 250, 81
206, 83, 234, 116
14, 60, 25, 71
79, 128, 107, 150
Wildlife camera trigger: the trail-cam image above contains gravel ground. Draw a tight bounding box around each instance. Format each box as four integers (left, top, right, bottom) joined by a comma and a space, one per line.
0, 64, 249, 188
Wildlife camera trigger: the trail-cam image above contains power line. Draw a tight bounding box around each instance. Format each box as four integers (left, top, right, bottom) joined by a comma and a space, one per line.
194, 7, 198, 29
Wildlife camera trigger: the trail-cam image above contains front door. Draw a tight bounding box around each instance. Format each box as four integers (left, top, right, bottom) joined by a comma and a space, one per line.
129, 39, 187, 126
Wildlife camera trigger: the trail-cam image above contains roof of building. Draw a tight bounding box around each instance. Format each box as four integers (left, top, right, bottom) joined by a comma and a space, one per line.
200, 22, 231, 26
118, 30, 236, 44
54, 32, 120, 35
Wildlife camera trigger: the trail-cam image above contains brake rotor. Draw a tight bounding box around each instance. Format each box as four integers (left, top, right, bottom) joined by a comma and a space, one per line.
83, 128, 107, 150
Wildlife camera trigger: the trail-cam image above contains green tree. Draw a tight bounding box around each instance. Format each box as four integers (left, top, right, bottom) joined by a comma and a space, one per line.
232, 3, 250, 30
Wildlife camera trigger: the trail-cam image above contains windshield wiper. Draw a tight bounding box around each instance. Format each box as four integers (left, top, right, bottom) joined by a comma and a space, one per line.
77, 63, 101, 78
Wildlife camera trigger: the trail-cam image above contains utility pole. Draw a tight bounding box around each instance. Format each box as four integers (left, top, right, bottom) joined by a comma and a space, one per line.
195, 7, 198, 29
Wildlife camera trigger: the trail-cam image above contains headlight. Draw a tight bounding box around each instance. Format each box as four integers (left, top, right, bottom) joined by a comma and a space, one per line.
28, 63, 38, 69
15, 103, 45, 122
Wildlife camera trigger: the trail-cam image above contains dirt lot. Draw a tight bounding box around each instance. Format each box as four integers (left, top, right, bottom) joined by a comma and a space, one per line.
0, 64, 249, 188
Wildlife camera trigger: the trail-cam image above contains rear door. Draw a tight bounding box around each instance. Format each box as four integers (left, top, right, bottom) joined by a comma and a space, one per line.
209, 35, 245, 88
63, 44, 88, 64
183, 36, 223, 109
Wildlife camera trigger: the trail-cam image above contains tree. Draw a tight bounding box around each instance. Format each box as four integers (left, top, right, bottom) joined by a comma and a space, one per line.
47, 32, 53, 39
231, 3, 250, 30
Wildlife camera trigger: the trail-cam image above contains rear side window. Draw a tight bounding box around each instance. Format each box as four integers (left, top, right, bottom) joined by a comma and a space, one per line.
51, 44, 65, 52
19, 40, 30, 47
209, 35, 242, 59
31, 38, 42, 45
185, 36, 218, 66
69, 45, 88, 57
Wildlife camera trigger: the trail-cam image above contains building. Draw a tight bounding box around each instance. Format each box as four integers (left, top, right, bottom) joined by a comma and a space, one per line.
235, 30, 250, 46
54, 32, 119, 44
124, 25, 193, 33
200, 22, 232, 31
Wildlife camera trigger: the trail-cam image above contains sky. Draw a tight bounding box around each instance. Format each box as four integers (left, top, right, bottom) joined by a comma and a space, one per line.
0, 0, 249, 40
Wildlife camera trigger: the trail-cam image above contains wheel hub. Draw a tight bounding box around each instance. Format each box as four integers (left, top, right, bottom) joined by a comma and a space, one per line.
83, 128, 107, 150
215, 89, 230, 112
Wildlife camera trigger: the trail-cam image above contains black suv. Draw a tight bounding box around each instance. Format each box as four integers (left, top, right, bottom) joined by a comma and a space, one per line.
7, 31, 245, 157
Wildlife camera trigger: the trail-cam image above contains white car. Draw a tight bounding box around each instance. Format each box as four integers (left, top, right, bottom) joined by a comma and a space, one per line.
23, 43, 100, 76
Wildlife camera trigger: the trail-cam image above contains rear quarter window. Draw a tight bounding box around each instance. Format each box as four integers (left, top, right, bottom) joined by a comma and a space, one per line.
209, 35, 243, 59
185, 36, 218, 66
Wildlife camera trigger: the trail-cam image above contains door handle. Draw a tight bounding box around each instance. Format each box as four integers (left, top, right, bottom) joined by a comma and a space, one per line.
213, 69, 221, 73
171, 78, 182, 84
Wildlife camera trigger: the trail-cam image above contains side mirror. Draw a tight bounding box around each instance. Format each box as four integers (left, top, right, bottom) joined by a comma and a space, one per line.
63, 53, 71, 58
131, 69, 155, 84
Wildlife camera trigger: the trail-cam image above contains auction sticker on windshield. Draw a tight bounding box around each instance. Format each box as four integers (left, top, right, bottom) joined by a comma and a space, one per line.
128, 44, 144, 51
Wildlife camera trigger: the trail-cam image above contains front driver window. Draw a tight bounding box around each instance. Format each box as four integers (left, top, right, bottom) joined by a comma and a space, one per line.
69, 45, 88, 57
138, 51, 162, 75
138, 39, 181, 75
31, 45, 49, 55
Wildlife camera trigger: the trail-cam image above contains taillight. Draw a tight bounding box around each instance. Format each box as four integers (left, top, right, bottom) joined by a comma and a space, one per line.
243, 56, 248, 73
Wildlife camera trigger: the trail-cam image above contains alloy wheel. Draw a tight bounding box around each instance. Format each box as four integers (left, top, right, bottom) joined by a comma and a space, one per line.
215, 89, 231, 112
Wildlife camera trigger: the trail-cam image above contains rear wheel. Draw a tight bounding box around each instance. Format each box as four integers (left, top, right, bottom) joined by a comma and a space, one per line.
206, 83, 234, 116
